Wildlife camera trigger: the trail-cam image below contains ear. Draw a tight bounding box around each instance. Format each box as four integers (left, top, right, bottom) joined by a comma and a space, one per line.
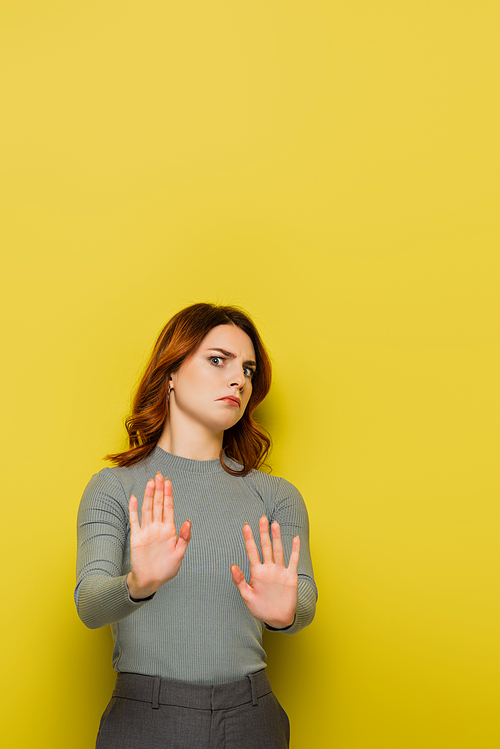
168, 372, 179, 395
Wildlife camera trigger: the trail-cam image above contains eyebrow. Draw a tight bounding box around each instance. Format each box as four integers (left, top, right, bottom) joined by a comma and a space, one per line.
207, 347, 257, 368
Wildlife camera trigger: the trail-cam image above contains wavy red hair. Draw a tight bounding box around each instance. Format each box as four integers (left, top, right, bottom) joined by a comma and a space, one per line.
107, 303, 272, 476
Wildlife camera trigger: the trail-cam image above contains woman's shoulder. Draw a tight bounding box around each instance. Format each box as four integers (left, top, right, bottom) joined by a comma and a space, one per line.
243, 467, 305, 506
81, 462, 146, 506
241, 468, 310, 529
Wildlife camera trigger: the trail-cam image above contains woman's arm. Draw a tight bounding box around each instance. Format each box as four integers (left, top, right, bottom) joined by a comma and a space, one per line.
232, 475, 317, 634
269, 478, 317, 634
75, 469, 190, 629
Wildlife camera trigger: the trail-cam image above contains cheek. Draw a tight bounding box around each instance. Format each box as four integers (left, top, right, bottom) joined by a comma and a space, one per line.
177, 367, 223, 405
243, 386, 253, 408
179, 364, 213, 389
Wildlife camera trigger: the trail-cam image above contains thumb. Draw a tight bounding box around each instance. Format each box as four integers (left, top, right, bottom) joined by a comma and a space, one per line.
231, 564, 251, 599
231, 563, 244, 585
175, 520, 192, 556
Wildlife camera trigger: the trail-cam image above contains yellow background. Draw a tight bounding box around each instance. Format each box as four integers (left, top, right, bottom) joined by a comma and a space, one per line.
1, 1, 498, 747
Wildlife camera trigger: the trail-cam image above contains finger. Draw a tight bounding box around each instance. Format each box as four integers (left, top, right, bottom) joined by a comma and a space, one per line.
259, 515, 274, 563
175, 520, 192, 557
129, 494, 140, 535
141, 479, 155, 526
162, 477, 175, 525
242, 523, 262, 567
287, 535, 301, 574
178, 519, 191, 543
152, 473, 164, 523
270, 521, 285, 567
231, 564, 251, 600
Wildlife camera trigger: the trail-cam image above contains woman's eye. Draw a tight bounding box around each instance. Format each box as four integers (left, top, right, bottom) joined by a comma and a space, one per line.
209, 357, 254, 378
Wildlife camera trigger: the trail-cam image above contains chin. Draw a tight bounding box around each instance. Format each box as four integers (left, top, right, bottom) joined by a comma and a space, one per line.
211, 415, 242, 433
220, 419, 242, 432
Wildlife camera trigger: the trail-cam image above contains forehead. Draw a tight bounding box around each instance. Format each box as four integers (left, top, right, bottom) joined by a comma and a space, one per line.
199, 324, 256, 358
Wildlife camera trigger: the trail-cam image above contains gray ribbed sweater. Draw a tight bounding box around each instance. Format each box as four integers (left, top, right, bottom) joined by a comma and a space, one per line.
75, 446, 317, 685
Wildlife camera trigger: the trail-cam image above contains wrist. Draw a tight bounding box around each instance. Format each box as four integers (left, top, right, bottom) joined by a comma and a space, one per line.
264, 612, 296, 630
126, 572, 158, 601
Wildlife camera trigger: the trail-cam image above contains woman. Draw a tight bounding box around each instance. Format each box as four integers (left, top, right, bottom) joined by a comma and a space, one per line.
76, 302, 317, 749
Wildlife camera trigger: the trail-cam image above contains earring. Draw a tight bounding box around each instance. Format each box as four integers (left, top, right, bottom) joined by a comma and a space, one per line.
167, 384, 171, 401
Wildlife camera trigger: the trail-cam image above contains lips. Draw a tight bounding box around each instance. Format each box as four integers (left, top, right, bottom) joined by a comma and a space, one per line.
217, 396, 241, 407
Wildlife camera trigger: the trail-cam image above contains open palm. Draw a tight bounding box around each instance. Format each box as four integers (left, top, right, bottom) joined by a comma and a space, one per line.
127, 473, 191, 600
231, 515, 300, 629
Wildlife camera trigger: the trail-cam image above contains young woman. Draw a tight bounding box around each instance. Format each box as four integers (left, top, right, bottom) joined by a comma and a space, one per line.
76, 303, 317, 749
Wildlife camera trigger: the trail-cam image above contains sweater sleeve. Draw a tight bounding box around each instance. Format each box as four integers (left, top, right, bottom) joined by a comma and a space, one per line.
74, 468, 151, 629
265, 478, 318, 635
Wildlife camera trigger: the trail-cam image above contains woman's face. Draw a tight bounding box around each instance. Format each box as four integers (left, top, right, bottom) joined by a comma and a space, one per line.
169, 324, 257, 435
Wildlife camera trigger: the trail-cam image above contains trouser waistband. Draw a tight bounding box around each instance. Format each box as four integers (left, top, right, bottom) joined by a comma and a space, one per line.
112, 669, 272, 710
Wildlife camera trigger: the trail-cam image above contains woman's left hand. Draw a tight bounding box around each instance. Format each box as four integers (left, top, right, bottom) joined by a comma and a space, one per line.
231, 516, 300, 629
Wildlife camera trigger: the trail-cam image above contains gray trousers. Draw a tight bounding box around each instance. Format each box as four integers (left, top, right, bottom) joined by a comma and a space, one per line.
95, 670, 290, 749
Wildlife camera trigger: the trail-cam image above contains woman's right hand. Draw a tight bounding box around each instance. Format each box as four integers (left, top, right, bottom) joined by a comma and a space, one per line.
126, 473, 191, 600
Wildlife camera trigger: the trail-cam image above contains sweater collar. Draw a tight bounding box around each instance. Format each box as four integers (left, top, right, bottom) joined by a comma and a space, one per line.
151, 444, 243, 475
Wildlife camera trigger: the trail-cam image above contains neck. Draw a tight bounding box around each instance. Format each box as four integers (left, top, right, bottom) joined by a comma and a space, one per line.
157, 414, 223, 461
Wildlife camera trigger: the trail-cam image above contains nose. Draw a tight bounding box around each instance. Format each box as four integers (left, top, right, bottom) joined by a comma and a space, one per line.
229, 368, 246, 390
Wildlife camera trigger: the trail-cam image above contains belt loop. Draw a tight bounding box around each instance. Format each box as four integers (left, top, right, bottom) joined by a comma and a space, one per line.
152, 676, 161, 709
248, 673, 258, 706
